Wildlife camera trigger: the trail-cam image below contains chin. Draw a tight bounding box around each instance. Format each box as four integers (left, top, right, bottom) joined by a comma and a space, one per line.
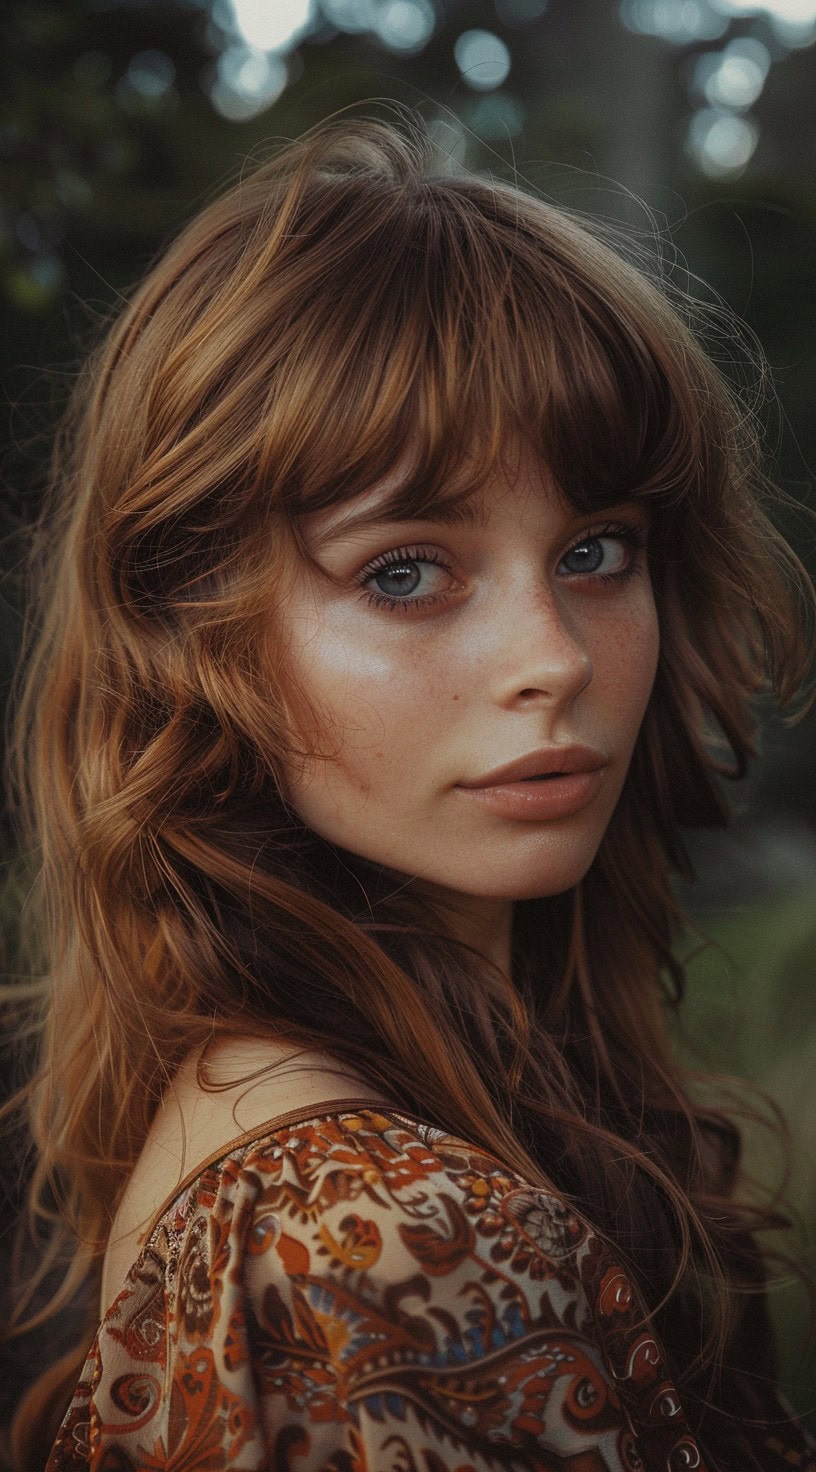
442, 863, 597, 904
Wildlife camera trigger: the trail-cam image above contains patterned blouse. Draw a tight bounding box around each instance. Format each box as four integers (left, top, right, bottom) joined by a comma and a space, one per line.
45, 1100, 816, 1471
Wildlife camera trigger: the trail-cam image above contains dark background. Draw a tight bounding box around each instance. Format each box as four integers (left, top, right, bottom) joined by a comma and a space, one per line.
1, 0, 815, 1438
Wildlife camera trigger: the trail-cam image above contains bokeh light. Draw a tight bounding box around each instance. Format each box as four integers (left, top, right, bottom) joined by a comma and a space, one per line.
319, 0, 377, 30
464, 91, 526, 137
454, 29, 512, 90
620, 0, 729, 43
705, 0, 816, 44
209, 44, 288, 118
686, 105, 759, 173
121, 50, 177, 100
374, 0, 435, 50
692, 35, 771, 107
710, 0, 816, 17
229, 0, 317, 52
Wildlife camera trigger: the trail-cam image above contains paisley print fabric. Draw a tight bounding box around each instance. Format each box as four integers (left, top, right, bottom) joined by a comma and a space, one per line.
45, 1107, 816, 1471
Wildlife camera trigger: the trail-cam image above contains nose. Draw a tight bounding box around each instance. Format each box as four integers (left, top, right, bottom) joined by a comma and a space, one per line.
489, 583, 593, 707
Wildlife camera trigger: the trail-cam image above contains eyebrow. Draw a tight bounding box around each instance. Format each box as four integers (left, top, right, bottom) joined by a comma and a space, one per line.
311, 496, 491, 545
311, 492, 648, 547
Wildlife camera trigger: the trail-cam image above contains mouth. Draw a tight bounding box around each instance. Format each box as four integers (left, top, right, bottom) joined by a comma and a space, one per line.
456, 765, 606, 820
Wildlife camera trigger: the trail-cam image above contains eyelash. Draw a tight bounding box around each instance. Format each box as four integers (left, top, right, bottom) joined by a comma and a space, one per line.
353, 520, 648, 616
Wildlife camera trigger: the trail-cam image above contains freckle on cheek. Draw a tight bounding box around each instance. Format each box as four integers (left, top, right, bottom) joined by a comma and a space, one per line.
452, 694, 459, 701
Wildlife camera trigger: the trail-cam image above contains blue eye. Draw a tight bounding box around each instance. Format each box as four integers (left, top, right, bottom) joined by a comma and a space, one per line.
354, 522, 648, 616
354, 543, 454, 614
560, 526, 644, 581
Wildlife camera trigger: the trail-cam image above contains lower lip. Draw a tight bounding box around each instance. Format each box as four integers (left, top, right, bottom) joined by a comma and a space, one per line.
456, 768, 606, 821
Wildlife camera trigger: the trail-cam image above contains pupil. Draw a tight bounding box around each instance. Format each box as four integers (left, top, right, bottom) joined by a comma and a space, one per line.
379, 564, 419, 594
567, 540, 602, 572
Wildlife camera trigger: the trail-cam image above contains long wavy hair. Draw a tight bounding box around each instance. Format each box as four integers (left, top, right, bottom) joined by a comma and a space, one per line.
3, 106, 815, 1469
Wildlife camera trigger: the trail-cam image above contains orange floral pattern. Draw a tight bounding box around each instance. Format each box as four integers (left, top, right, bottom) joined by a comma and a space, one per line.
45, 1107, 816, 1471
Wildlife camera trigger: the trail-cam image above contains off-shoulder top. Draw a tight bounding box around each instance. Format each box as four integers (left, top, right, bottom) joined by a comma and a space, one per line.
44, 1099, 816, 1470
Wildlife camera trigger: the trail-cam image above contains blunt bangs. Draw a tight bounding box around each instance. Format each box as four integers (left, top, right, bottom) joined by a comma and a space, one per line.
265, 174, 706, 584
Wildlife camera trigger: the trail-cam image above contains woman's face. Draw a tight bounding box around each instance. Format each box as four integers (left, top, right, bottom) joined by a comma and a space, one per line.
276, 448, 659, 966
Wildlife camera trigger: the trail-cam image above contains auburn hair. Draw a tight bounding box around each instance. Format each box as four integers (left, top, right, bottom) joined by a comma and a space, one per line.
3, 105, 815, 1469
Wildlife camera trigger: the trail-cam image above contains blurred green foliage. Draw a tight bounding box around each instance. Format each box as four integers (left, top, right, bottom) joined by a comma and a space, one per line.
675, 887, 816, 1423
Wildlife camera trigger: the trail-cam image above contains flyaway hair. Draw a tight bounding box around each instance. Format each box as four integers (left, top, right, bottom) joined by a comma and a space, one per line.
2, 104, 815, 1468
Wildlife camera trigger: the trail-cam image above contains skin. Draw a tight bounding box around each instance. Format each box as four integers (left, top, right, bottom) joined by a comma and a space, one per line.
276, 446, 660, 980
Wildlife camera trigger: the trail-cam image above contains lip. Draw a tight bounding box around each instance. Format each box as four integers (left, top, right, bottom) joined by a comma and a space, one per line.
456, 768, 606, 821
458, 743, 608, 789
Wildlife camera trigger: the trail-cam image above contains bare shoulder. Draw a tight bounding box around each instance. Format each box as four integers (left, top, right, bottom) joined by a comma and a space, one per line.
145, 1035, 385, 1173
154, 1035, 387, 1148
100, 1035, 389, 1314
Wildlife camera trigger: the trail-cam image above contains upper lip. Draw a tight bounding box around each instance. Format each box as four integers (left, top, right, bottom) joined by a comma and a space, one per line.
458, 744, 609, 788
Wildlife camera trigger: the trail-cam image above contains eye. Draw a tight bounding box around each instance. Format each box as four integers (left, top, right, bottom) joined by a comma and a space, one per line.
353, 520, 648, 616
560, 521, 648, 586
353, 543, 455, 615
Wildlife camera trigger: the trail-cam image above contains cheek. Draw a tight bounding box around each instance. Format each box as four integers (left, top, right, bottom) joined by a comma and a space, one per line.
282, 615, 439, 789
586, 591, 659, 717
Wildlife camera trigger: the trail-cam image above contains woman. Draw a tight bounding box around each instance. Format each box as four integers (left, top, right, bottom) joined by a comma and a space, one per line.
4, 108, 816, 1470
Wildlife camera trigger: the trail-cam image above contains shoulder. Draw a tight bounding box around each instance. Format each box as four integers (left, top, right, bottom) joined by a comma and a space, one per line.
178, 1103, 601, 1314
150, 1111, 703, 1460
99, 1037, 388, 1309
49, 1107, 703, 1471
